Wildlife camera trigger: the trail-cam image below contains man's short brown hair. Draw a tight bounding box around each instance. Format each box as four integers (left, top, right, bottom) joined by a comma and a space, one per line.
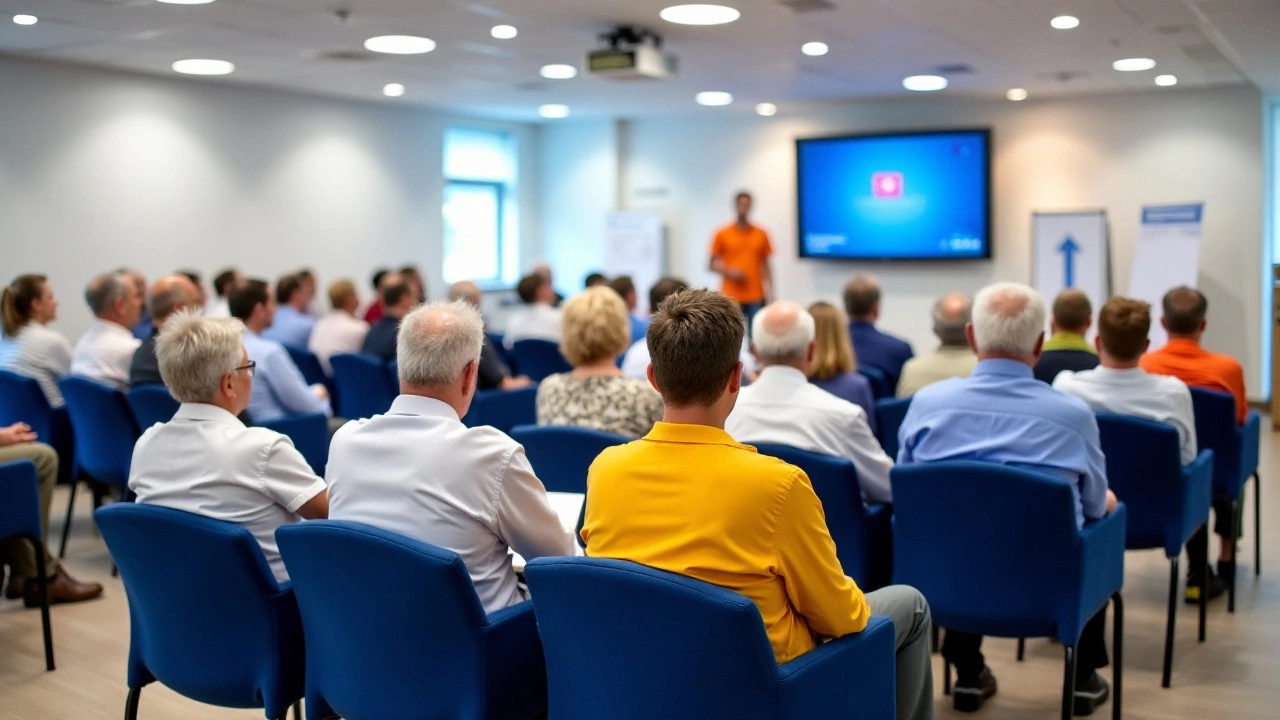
516, 273, 545, 304
1162, 286, 1207, 335
328, 280, 358, 310
843, 275, 880, 318
647, 289, 744, 407
1052, 289, 1092, 333
1097, 297, 1151, 362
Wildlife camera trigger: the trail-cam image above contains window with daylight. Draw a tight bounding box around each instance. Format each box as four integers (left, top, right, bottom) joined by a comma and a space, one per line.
442, 127, 519, 287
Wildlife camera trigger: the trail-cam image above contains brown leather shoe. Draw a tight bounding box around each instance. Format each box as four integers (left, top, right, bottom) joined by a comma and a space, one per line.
23, 567, 104, 608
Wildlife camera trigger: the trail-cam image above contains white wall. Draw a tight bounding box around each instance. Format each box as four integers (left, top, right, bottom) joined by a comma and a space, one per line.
539, 119, 618, 294
0, 56, 539, 338
541, 86, 1267, 396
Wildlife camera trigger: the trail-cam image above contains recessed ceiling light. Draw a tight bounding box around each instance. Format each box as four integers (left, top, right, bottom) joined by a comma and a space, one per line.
539, 104, 570, 119
1006, 88, 1028, 101
12, 14, 37, 25
659, 4, 741, 26
755, 103, 777, 116
364, 35, 436, 55
1155, 74, 1178, 86
696, 91, 733, 106
903, 75, 948, 92
801, 42, 828, 57
1050, 15, 1079, 30
540, 64, 577, 79
383, 83, 406, 97
1112, 57, 1156, 72
156, 0, 216, 4
491, 25, 517, 40
171, 59, 235, 76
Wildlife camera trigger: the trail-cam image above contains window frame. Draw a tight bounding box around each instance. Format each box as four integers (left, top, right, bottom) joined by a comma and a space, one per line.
442, 178, 507, 289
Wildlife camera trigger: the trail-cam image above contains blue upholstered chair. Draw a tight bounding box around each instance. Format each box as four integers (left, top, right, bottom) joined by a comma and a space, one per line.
508, 339, 571, 382
0, 370, 76, 549
126, 384, 180, 430
509, 424, 628, 494
276, 521, 547, 720
329, 353, 395, 420
874, 396, 912, 460
284, 345, 328, 387
525, 556, 896, 720
1189, 387, 1262, 613
464, 387, 538, 435
95, 504, 304, 720
1096, 413, 1213, 688
0, 459, 55, 670
858, 365, 893, 400
486, 332, 511, 370
891, 462, 1126, 720
259, 412, 330, 476
58, 377, 141, 557
751, 443, 893, 591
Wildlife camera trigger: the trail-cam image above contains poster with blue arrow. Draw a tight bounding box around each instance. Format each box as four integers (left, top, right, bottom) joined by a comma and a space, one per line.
1032, 211, 1111, 334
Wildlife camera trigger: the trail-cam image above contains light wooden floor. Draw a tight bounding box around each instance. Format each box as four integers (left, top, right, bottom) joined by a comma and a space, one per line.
4, 431, 1280, 720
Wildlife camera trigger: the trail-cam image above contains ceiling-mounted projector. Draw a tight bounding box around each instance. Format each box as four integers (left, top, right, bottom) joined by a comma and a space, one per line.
587, 25, 678, 80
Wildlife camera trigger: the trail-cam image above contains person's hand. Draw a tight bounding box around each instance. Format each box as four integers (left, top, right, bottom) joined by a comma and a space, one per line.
501, 376, 534, 390
726, 268, 748, 282
0, 422, 37, 447
311, 384, 330, 402
1105, 489, 1118, 514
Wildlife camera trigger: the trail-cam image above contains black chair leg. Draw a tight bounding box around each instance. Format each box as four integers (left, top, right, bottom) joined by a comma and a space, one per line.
124, 687, 142, 720
29, 535, 54, 671
293, 701, 303, 720
58, 481, 77, 559
1061, 644, 1078, 720
931, 623, 939, 653
1229, 500, 1239, 614
1112, 592, 1124, 720
1255, 472, 1261, 577
1199, 525, 1208, 643
1017, 637, 1025, 661
1162, 557, 1177, 688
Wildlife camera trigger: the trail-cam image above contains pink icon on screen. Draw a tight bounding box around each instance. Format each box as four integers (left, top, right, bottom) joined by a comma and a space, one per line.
872, 171, 904, 199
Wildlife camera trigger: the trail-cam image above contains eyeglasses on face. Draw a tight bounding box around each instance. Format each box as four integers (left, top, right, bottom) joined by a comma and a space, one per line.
234, 360, 257, 378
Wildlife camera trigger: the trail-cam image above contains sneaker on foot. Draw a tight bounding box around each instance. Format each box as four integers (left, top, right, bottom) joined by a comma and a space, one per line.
1184, 570, 1226, 604
1217, 559, 1236, 585
953, 666, 998, 713
1073, 671, 1111, 716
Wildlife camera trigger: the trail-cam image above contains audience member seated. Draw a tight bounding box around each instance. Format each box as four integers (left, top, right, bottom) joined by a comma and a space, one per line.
843, 274, 913, 392
898, 281, 1117, 714
360, 275, 416, 361
537, 287, 663, 438
1, 274, 73, 407
308, 280, 370, 375
448, 281, 531, 391
120, 268, 152, 339
582, 288, 933, 720
205, 267, 240, 318
1054, 296, 1225, 602
805, 301, 876, 426
1033, 289, 1099, 384
606, 275, 648, 345
327, 301, 575, 613
583, 271, 608, 289
620, 277, 689, 379
400, 264, 427, 304
503, 272, 563, 348
231, 279, 332, 424
70, 271, 143, 390
1142, 285, 1248, 425
897, 292, 977, 397
727, 302, 893, 504
0, 428, 102, 606
295, 268, 318, 315
532, 261, 566, 307
262, 273, 317, 349
362, 268, 391, 324
176, 269, 208, 310
129, 274, 199, 386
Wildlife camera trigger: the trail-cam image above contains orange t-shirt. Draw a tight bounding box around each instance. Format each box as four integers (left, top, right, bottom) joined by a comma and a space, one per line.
1140, 338, 1248, 424
710, 223, 772, 304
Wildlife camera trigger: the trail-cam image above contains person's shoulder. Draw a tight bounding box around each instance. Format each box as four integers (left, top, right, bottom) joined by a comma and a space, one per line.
1206, 349, 1244, 373
1148, 371, 1192, 397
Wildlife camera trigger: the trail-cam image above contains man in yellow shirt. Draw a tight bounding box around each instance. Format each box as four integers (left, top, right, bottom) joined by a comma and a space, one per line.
709, 192, 773, 328
583, 288, 934, 720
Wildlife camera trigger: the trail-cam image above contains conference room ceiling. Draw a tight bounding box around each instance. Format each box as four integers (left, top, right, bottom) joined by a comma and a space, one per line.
0, 0, 1275, 121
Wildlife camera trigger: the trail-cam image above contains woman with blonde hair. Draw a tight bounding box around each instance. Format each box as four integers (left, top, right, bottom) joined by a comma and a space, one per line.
536, 286, 663, 438
807, 301, 876, 432
1, 274, 73, 407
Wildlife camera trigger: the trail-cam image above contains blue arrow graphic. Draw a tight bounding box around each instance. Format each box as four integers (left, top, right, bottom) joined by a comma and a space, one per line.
1058, 236, 1080, 288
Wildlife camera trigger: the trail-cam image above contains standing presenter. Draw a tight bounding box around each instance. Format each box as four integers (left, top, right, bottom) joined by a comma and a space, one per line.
709, 191, 773, 329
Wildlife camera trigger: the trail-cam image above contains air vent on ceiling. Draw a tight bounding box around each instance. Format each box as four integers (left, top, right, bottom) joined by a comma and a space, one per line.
309, 49, 381, 62
777, 0, 836, 13
935, 64, 974, 76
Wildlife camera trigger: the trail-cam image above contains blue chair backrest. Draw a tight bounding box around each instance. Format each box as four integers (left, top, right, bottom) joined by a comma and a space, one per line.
0, 460, 42, 542
874, 396, 911, 459
509, 424, 628, 494
486, 332, 511, 367
276, 521, 506, 720
95, 504, 303, 716
329, 353, 396, 420
1189, 387, 1246, 497
285, 345, 329, 387
58, 377, 139, 486
509, 339, 571, 382
126, 384, 180, 430
464, 386, 538, 435
525, 557, 780, 719
858, 365, 893, 400
259, 412, 329, 475
0, 370, 55, 442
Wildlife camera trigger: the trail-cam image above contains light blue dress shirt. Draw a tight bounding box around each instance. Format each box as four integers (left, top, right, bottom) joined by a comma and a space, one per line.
262, 305, 317, 350
897, 358, 1109, 526
242, 331, 331, 424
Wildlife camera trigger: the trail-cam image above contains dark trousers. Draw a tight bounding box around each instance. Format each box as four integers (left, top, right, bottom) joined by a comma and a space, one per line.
942, 608, 1110, 682
1186, 495, 1237, 577
740, 302, 763, 337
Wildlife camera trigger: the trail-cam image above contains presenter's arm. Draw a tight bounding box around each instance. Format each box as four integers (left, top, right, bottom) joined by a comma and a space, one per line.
708, 232, 747, 282
760, 261, 773, 304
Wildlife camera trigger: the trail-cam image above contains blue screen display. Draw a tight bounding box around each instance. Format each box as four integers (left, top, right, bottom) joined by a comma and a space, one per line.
796, 129, 990, 260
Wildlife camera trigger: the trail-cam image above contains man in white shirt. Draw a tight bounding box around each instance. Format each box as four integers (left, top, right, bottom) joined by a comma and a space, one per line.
230, 279, 332, 424
70, 271, 143, 390
726, 301, 894, 504
129, 311, 329, 582
327, 300, 576, 614
503, 273, 563, 349
308, 279, 370, 375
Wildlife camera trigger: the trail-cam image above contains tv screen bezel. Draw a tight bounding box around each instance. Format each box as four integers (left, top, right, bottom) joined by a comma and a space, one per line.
795, 127, 994, 262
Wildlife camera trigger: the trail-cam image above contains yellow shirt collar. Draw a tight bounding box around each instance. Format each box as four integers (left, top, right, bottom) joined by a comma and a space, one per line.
643, 421, 757, 452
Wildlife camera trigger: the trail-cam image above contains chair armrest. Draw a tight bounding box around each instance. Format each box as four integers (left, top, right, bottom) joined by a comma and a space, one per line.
1077, 504, 1126, 629
776, 615, 895, 720
482, 601, 547, 719
1177, 450, 1215, 548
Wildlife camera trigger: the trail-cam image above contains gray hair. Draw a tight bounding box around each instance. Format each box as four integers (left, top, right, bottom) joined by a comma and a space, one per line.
397, 300, 484, 387
971, 282, 1046, 356
751, 301, 816, 364
155, 310, 246, 403
84, 272, 131, 317
932, 292, 972, 345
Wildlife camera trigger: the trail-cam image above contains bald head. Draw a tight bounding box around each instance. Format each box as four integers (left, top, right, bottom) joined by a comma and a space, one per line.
447, 281, 482, 309
971, 282, 1046, 363
1162, 285, 1208, 338
933, 292, 972, 346
751, 300, 816, 369
150, 275, 199, 327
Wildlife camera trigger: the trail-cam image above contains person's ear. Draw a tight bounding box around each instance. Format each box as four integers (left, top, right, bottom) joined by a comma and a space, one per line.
1094, 335, 1103, 353
460, 360, 478, 398
646, 364, 661, 394
728, 361, 744, 395
965, 323, 978, 353
806, 340, 817, 364
1032, 332, 1045, 358
1160, 317, 1169, 331
1142, 338, 1150, 353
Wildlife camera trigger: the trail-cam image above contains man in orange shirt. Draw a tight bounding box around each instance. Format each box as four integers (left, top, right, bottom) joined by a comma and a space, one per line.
709, 192, 773, 328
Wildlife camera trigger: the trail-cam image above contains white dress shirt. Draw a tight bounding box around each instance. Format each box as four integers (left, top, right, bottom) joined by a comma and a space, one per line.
1, 322, 73, 406
129, 403, 327, 582
326, 394, 576, 614
71, 318, 141, 390
308, 311, 370, 375
726, 365, 894, 504
1053, 365, 1198, 465
205, 297, 231, 318
503, 303, 563, 348
242, 330, 331, 423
